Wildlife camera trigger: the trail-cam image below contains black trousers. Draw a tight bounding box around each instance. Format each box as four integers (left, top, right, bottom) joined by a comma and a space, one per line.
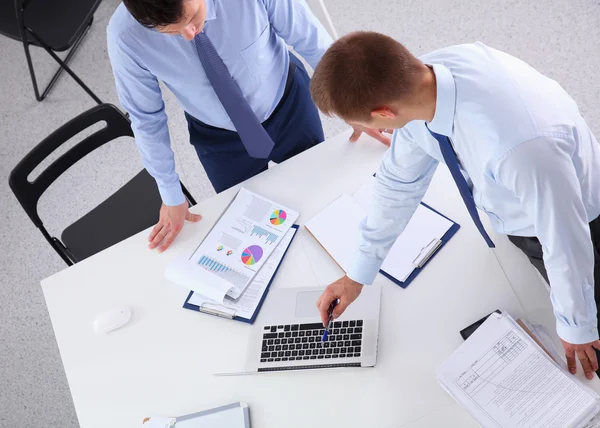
508, 215, 600, 332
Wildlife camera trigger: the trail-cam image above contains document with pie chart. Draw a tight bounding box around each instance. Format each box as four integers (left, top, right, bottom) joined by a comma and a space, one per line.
165, 188, 299, 303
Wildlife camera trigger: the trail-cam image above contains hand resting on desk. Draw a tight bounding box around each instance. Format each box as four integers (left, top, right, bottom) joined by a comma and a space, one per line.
148, 201, 202, 253
316, 275, 364, 326
350, 125, 393, 147
561, 338, 600, 380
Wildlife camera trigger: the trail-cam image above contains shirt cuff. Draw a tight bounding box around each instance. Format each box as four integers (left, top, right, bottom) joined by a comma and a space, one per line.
158, 182, 186, 206
555, 321, 599, 345
346, 250, 384, 285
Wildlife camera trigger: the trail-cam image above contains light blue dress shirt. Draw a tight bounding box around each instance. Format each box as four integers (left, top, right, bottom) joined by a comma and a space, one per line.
348, 42, 600, 344
107, 0, 332, 205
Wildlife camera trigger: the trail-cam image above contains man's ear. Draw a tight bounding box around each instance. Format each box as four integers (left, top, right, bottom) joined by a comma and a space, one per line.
371, 107, 396, 120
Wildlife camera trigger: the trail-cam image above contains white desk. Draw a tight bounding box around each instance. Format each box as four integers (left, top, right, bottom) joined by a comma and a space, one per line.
41, 130, 600, 428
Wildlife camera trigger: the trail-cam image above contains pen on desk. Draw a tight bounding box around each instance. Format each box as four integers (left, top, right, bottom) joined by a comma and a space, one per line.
322, 299, 339, 343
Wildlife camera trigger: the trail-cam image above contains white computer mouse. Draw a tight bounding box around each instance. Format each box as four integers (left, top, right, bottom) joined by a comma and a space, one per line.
93, 307, 132, 335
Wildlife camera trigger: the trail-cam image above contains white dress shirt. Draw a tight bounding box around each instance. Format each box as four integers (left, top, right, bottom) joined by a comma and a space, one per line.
348, 42, 600, 344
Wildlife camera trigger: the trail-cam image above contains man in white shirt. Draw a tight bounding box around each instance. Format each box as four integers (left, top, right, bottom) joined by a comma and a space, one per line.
310, 31, 600, 379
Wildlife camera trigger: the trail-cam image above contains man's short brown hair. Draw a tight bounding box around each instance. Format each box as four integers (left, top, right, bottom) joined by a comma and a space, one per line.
310, 32, 423, 121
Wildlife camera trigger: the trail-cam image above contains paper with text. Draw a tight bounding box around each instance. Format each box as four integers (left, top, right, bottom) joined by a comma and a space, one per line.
166, 189, 298, 301
437, 313, 600, 428
188, 227, 297, 319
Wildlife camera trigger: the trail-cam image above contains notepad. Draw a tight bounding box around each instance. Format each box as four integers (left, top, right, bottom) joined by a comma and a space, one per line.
304, 178, 456, 285
437, 312, 600, 428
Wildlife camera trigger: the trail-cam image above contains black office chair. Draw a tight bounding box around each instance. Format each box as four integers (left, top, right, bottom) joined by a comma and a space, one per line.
9, 104, 197, 266
0, 0, 103, 103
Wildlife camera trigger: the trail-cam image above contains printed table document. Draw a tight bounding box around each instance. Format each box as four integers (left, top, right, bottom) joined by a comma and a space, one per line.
437, 312, 600, 428
165, 189, 298, 303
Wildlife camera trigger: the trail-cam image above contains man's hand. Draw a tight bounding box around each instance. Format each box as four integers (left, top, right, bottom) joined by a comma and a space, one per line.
148, 201, 202, 253
562, 339, 600, 379
350, 124, 393, 147
316, 275, 364, 327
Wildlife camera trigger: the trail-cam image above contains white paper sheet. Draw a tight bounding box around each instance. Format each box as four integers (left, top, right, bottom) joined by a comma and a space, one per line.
166, 189, 298, 300
188, 227, 297, 320
381, 204, 453, 281
304, 184, 453, 282
352, 177, 375, 211
304, 194, 364, 272
437, 313, 600, 428
165, 257, 232, 303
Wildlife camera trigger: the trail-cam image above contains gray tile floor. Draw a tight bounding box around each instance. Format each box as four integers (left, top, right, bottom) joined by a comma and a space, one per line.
1, 0, 599, 426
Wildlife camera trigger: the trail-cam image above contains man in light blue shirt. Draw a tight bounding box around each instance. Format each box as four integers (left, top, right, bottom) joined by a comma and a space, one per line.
311, 32, 600, 379
107, 1, 390, 252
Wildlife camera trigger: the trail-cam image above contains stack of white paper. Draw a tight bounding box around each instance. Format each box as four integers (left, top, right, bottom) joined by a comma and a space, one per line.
437, 312, 600, 428
186, 227, 297, 319
304, 178, 453, 282
165, 188, 298, 304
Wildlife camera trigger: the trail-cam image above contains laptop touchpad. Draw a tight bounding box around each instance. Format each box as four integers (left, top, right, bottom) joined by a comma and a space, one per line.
295, 291, 322, 318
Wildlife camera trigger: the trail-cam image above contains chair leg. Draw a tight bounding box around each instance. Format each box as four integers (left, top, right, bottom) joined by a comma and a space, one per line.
21, 38, 43, 101
24, 22, 102, 105
40, 227, 76, 266
182, 184, 198, 207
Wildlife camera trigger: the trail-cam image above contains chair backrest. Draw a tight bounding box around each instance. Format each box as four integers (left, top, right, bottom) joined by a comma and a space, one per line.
305, 0, 339, 40
9, 104, 134, 229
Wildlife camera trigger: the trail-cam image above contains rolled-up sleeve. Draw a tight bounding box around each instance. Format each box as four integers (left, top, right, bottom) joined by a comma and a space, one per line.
262, 0, 333, 70
106, 30, 184, 206
347, 129, 439, 285
498, 136, 598, 344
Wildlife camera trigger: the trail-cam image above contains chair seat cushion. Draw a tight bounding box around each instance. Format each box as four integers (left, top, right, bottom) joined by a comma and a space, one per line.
61, 170, 162, 262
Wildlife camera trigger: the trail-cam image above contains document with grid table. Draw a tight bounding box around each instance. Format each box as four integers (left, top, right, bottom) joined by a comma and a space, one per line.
437, 312, 600, 428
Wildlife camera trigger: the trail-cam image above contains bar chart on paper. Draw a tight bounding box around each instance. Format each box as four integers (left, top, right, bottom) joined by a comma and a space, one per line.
251, 225, 279, 245
198, 255, 250, 288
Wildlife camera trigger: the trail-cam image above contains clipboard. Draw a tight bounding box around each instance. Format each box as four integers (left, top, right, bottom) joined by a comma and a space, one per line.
305, 196, 460, 290
176, 402, 250, 427
182, 225, 299, 324
379, 203, 460, 289
142, 402, 250, 428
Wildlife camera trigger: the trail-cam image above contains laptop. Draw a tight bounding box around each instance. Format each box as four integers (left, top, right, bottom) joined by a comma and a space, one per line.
244, 283, 381, 373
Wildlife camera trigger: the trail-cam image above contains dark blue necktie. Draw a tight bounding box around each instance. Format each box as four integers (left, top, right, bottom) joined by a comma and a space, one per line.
427, 126, 495, 248
194, 32, 274, 159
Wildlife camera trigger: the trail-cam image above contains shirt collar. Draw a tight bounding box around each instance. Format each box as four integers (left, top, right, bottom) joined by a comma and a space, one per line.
204, 0, 217, 21
426, 64, 456, 137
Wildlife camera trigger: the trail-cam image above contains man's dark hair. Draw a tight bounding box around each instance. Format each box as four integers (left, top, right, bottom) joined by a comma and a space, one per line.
123, 0, 185, 28
310, 31, 424, 121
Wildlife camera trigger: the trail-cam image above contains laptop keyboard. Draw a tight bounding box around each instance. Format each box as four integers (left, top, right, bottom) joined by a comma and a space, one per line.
260, 320, 364, 363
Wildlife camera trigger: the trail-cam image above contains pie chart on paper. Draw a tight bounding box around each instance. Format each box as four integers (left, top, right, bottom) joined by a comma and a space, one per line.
270, 210, 287, 226
241, 245, 264, 266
